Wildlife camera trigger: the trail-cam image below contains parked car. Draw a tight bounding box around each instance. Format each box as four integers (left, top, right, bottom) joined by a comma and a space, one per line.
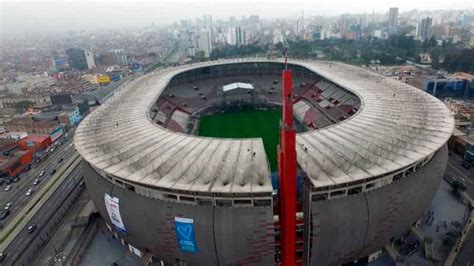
58, 158, 64, 163
26, 224, 37, 233
0, 210, 10, 220
4, 185, 12, 192
39, 170, 46, 177
25, 189, 34, 196
12, 177, 20, 183
32, 179, 40, 186
461, 161, 471, 169
50, 169, 57, 176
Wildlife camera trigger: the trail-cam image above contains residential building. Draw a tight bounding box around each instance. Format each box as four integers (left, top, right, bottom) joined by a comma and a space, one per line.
57, 107, 81, 127
198, 30, 213, 58
227, 26, 247, 46
417, 17, 433, 41
388, 7, 399, 28
85, 48, 96, 69
66, 48, 88, 71
110, 49, 129, 65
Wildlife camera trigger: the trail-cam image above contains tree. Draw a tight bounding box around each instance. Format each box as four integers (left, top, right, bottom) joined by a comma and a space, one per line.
14, 101, 32, 113
452, 180, 467, 196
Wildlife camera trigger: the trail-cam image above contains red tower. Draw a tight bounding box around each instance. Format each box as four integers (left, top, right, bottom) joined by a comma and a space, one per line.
278, 62, 297, 266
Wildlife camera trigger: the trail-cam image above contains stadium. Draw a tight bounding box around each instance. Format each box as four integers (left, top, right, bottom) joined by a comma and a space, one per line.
74, 58, 454, 265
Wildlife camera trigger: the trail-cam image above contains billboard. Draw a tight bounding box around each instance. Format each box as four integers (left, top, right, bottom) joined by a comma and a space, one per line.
175, 217, 198, 253
105, 193, 127, 233
97, 75, 111, 84
50, 127, 64, 142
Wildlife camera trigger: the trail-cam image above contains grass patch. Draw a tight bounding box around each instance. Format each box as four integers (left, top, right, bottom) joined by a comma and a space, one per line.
198, 109, 280, 171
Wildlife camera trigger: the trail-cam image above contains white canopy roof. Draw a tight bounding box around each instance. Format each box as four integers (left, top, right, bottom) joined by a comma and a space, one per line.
222, 82, 254, 92
74, 58, 454, 194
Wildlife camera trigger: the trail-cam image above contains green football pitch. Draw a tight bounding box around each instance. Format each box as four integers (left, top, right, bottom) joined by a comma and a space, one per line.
198, 109, 281, 171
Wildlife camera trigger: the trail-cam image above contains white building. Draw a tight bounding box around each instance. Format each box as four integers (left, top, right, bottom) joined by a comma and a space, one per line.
272, 30, 285, 44
85, 48, 96, 69
110, 49, 128, 65
227, 26, 247, 46
198, 30, 213, 58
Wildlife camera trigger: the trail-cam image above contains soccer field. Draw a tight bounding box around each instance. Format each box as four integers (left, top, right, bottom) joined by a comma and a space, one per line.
198, 109, 280, 171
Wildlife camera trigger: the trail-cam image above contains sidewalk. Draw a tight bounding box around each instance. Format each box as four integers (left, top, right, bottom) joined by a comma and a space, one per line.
78, 221, 140, 266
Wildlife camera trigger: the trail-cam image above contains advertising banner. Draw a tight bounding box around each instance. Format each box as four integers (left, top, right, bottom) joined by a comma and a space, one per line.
104, 193, 127, 233
50, 127, 63, 142
175, 217, 198, 253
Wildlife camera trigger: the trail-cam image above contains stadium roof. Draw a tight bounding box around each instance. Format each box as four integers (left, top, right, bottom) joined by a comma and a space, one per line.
74, 58, 454, 195
222, 82, 254, 92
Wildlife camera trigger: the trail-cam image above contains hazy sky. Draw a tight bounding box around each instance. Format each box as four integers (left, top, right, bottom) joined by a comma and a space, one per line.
1, 0, 473, 35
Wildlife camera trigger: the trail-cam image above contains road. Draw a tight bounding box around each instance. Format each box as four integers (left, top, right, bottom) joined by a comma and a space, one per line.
445, 153, 474, 266
445, 154, 474, 198
0, 130, 76, 226
456, 230, 474, 266
1, 162, 84, 265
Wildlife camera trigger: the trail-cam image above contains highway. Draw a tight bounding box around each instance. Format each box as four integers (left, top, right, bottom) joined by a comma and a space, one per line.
445, 154, 474, 198
1, 160, 84, 265
0, 130, 76, 226
444, 153, 474, 266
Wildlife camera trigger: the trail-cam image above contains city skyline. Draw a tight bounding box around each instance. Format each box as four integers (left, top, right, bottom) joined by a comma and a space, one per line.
1, 0, 473, 35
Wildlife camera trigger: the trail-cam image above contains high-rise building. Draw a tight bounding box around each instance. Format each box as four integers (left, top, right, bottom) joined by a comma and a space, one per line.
111, 49, 128, 65
66, 48, 88, 71
198, 30, 212, 58
388, 7, 399, 28
85, 48, 96, 69
417, 17, 433, 41
226, 26, 247, 46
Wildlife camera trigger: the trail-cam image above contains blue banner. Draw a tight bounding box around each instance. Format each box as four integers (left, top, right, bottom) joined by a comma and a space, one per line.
175, 217, 198, 253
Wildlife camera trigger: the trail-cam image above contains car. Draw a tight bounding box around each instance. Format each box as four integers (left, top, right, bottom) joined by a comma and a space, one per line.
5, 179, 11, 185
4, 185, 12, 192
0, 210, 10, 220
4, 202, 13, 210
26, 224, 37, 233
58, 158, 64, 163
25, 189, 34, 196
0, 252, 6, 262
39, 170, 46, 177
12, 177, 20, 183
461, 161, 471, 169
32, 179, 40, 186
50, 169, 57, 176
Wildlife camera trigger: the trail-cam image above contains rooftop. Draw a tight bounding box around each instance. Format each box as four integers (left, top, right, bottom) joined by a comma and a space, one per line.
74, 58, 454, 195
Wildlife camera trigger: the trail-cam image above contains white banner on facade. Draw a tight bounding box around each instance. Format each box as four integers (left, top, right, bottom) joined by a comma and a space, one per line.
104, 193, 127, 233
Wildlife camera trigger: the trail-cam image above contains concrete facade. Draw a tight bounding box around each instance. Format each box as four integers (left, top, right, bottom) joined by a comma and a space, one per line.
303, 144, 448, 265
83, 161, 275, 265
76, 59, 453, 264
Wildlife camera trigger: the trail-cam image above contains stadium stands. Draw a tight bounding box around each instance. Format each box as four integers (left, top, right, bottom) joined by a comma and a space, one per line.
156, 71, 360, 133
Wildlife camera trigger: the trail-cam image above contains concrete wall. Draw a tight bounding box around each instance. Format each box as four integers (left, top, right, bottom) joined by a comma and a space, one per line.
83, 161, 275, 265
304, 144, 448, 265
